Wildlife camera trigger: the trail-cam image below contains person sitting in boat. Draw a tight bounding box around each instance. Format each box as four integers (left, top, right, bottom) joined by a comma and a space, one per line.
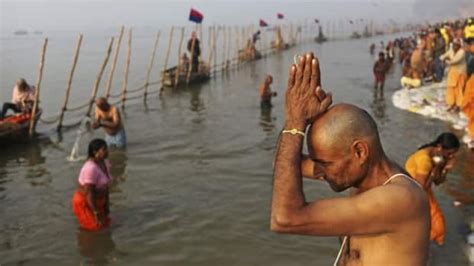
259, 75, 277, 109
187, 31, 201, 73
245, 39, 258, 60
0, 78, 36, 120
91, 97, 126, 148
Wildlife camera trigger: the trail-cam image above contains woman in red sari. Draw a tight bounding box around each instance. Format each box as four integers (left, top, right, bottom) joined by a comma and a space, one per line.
72, 139, 112, 231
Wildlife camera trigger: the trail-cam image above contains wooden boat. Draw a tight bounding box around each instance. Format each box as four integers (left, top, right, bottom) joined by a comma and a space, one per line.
238, 48, 262, 62
161, 62, 210, 88
0, 110, 42, 141
351, 31, 362, 39
271, 40, 290, 50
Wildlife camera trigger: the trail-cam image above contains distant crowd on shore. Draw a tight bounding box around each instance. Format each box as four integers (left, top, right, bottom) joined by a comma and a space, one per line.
371, 17, 474, 147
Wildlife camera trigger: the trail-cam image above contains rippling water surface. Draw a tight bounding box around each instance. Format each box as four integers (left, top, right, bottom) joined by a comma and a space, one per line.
1, 31, 472, 265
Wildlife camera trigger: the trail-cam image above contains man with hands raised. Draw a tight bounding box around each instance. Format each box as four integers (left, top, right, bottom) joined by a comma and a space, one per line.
271, 52, 430, 265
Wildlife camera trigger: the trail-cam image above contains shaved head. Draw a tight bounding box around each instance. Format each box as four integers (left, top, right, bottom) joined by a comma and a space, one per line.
306, 104, 383, 191
308, 103, 381, 155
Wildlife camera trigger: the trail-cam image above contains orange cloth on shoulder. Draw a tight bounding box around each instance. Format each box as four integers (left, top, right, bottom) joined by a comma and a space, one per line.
72, 190, 110, 231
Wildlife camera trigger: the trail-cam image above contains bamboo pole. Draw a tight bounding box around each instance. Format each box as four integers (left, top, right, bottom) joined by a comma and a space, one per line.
207, 26, 216, 73
57, 34, 83, 131
174, 27, 185, 88
222, 25, 227, 70
186, 26, 197, 84
160, 26, 175, 91
29, 38, 48, 138
86, 38, 114, 116
104, 26, 124, 99
120, 29, 132, 108
235, 26, 240, 66
143, 31, 161, 101
213, 26, 219, 72
226, 26, 232, 68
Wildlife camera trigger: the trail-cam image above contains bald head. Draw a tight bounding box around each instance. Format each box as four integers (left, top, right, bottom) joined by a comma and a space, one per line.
95, 97, 110, 111
308, 103, 381, 153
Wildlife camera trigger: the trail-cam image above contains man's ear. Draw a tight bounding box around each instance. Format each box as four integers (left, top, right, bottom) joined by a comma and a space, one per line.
351, 140, 369, 164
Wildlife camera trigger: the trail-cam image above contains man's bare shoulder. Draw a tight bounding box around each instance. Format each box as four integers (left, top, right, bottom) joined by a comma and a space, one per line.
353, 178, 428, 221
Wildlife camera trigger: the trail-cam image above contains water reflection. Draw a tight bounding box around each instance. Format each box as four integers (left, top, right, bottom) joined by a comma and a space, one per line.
370, 89, 386, 120
76, 229, 116, 266
259, 107, 276, 134
189, 85, 205, 113
0, 141, 48, 188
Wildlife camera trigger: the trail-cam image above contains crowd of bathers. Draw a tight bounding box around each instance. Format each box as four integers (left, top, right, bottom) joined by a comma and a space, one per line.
371, 17, 474, 147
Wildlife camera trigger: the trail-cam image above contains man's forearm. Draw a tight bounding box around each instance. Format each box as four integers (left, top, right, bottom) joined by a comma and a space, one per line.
271, 123, 307, 226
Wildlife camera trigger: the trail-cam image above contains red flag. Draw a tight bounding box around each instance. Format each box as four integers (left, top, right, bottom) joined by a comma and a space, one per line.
277, 13, 284, 19
189, 8, 203, 24
259, 19, 268, 27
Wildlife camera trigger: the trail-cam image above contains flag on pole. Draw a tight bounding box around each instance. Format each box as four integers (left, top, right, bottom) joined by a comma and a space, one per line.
259, 19, 268, 27
314, 18, 320, 23
189, 8, 204, 24
277, 13, 284, 19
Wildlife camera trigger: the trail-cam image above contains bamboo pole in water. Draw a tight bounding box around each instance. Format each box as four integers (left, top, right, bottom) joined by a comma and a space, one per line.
29, 38, 48, 138
186, 25, 197, 84
120, 29, 132, 108
207, 26, 216, 74
57, 34, 83, 131
221, 25, 227, 71
86, 37, 114, 116
213, 26, 220, 73
143, 31, 160, 101
104, 26, 124, 99
174, 27, 185, 88
227, 26, 232, 67
160, 26, 174, 91
234, 26, 240, 66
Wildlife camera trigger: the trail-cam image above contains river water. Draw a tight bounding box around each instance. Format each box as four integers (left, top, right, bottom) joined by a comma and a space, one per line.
1, 30, 473, 265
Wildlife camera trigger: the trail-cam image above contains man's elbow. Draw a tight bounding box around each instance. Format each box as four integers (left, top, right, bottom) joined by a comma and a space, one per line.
270, 213, 296, 233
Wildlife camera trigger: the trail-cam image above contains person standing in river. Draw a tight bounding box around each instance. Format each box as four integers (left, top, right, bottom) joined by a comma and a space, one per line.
72, 139, 112, 231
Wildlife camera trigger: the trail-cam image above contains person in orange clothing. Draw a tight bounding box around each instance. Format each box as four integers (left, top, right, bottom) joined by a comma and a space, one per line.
405, 133, 460, 245
440, 38, 467, 112
72, 139, 113, 231
462, 39, 474, 148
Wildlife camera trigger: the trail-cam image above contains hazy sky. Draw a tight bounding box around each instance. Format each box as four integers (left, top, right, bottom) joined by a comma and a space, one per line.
1, 0, 472, 34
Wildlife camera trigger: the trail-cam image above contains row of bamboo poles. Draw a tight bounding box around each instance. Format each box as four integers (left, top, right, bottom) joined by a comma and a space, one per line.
28, 20, 400, 136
